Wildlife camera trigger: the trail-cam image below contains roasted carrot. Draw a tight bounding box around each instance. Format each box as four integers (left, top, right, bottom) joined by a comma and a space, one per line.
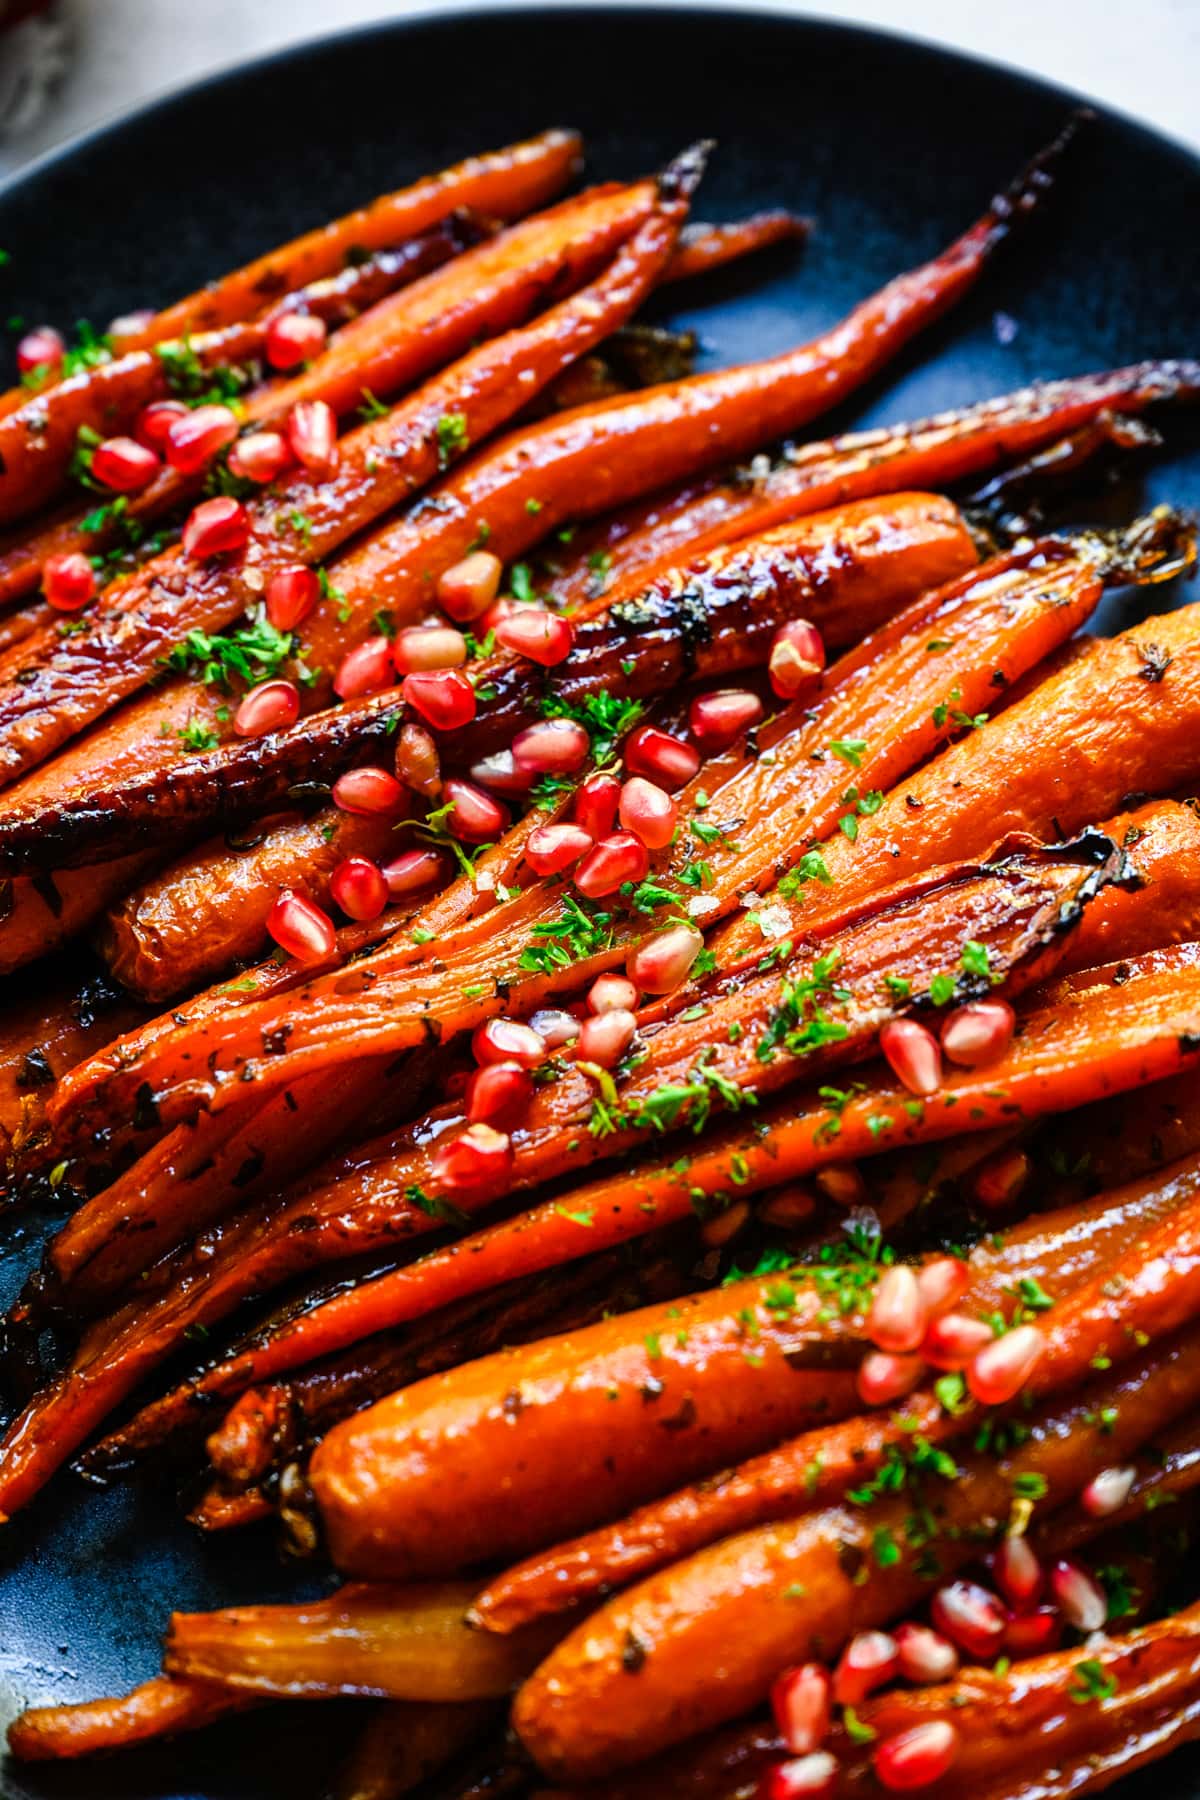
0, 958, 146, 1148
664, 211, 809, 284
334, 1701, 500, 1800
4, 1674, 256, 1760
0, 850, 155, 978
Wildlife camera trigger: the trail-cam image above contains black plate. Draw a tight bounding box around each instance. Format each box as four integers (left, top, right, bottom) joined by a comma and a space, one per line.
1, 9, 1199, 1797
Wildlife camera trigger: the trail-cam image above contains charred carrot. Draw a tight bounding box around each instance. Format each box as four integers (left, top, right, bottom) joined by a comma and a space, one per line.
0, 958, 146, 1148
0, 851, 155, 979
4, 1675, 256, 1761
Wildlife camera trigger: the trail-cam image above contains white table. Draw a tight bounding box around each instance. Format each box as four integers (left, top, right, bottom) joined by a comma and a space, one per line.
2, 0, 1198, 185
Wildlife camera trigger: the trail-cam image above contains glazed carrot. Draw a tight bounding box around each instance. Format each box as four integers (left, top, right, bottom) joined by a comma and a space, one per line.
0, 958, 146, 1149
0, 851, 155, 979
334, 1701, 500, 1800
5, 1675, 256, 1761
511, 1331, 1200, 1776
0, 155, 699, 785
664, 211, 808, 283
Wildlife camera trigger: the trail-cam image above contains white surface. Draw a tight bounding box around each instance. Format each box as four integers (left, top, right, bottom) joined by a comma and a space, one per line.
1, 0, 1197, 185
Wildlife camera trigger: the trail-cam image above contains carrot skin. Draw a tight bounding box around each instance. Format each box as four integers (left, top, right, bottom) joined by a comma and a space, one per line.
5, 1675, 256, 1761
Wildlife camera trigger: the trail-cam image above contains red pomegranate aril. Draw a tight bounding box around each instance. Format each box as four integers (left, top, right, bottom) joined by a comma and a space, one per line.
165, 402, 240, 473
574, 773, 621, 839
589, 973, 638, 1014
619, 775, 678, 850
437, 550, 502, 621
1082, 1465, 1137, 1519
1051, 1559, 1108, 1633
930, 1579, 1006, 1659
973, 1146, 1031, 1211
393, 625, 468, 673
402, 668, 476, 732
758, 1753, 839, 1800
575, 831, 649, 899
628, 922, 705, 996
525, 822, 593, 877
577, 1007, 637, 1068
993, 1534, 1044, 1608
528, 1008, 580, 1049
879, 1018, 943, 1096
16, 324, 65, 375
267, 889, 336, 962
689, 687, 764, 751
287, 398, 337, 473
466, 1061, 533, 1129
771, 1664, 831, 1756
472, 1017, 546, 1070
469, 749, 531, 798
182, 495, 250, 559
968, 1322, 1044, 1405
874, 1721, 960, 1792
91, 435, 160, 493
625, 724, 700, 789
43, 551, 96, 612
921, 1312, 994, 1370
264, 564, 319, 631
433, 1122, 512, 1191
512, 718, 590, 775
867, 1264, 926, 1354
895, 1623, 959, 1685
135, 398, 189, 449
265, 309, 328, 370
333, 766, 406, 818
396, 721, 440, 794
233, 678, 300, 737
330, 855, 388, 921
382, 847, 445, 898
769, 619, 825, 699
1004, 1605, 1062, 1657
442, 778, 507, 843
857, 1351, 923, 1407
832, 1631, 898, 1705
941, 998, 1016, 1068
496, 607, 574, 666
917, 1256, 970, 1319
228, 429, 293, 485
335, 636, 394, 700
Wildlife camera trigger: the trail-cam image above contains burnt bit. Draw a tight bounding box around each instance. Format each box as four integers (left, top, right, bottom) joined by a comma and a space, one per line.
1136, 642, 1172, 683
622, 1627, 649, 1673
132, 1082, 161, 1130
16, 1047, 55, 1090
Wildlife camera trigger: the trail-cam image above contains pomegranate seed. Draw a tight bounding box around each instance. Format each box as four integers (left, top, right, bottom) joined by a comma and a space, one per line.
689, 687, 764, 752
758, 1753, 838, 1800
393, 625, 467, 674
382, 847, 445, 899
228, 429, 293, 485
470, 749, 532, 798
91, 435, 160, 493
442, 778, 507, 843
233, 678, 300, 737
265, 309, 328, 370
135, 398, 189, 449
165, 402, 239, 473
917, 1257, 970, 1320
433, 1122, 512, 1191
402, 668, 476, 731
575, 830, 649, 899
512, 718, 590, 776
973, 1147, 1031, 1211
330, 855, 388, 921
930, 1580, 1006, 1659
472, 1017, 546, 1070
480, 595, 523, 633
769, 619, 825, 700
335, 636, 394, 700
332, 767, 406, 818
438, 551, 503, 621
968, 1323, 1044, 1405
857, 1351, 923, 1407
814, 1165, 869, 1208
895, 1623, 959, 1685
879, 1018, 943, 1096
267, 889, 336, 962
993, 1534, 1044, 1608
525, 822, 593, 877
396, 721, 440, 794
771, 1664, 831, 1755
527, 1009, 580, 1049
16, 324, 65, 375
874, 1721, 959, 1792
182, 495, 250, 559
1051, 1560, 1108, 1633
496, 607, 574, 666
287, 398, 337, 474
941, 999, 1016, 1068
921, 1312, 994, 1370
577, 1008, 637, 1068
1082, 1465, 1137, 1519
43, 551, 96, 612
588, 974, 638, 1014
264, 564, 319, 631
466, 1061, 533, 1129
625, 724, 700, 789
1005, 1606, 1062, 1657
628, 922, 705, 996
832, 1631, 898, 1705
619, 775, 678, 850
574, 773, 621, 839
867, 1264, 927, 1354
